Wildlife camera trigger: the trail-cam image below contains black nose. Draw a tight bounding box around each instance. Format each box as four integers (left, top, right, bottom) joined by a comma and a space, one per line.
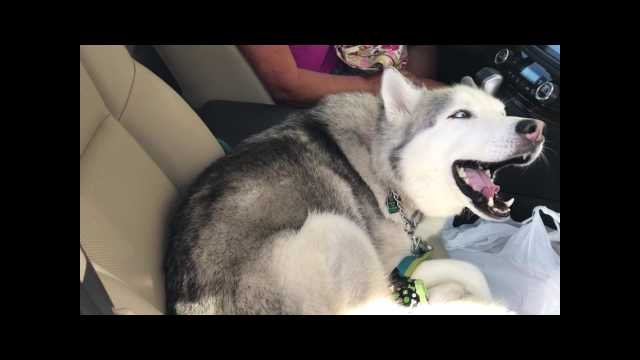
516, 119, 538, 135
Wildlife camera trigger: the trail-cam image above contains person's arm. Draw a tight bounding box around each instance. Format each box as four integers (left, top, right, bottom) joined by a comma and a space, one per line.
238, 45, 380, 106
406, 45, 438, 79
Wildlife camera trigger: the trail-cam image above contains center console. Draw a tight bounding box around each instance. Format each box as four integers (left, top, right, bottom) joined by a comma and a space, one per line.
477, 45, 560, 124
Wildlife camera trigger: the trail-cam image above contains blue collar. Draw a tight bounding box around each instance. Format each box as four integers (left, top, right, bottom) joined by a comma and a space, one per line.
389, 251, 433, 307
395, 251, 432, 278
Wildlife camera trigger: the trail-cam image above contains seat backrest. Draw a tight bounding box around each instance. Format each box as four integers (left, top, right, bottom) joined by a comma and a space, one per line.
80, 45, 225, 314
155, 45, 274, 109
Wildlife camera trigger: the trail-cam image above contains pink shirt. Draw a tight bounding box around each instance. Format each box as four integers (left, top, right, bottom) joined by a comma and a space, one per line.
289, 45, 337, 73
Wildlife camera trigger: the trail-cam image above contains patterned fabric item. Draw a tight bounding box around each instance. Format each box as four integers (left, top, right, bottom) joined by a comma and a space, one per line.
335, 45, 408, 72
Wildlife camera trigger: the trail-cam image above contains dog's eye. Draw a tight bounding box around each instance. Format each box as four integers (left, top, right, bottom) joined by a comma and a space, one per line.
449, 110, 472, 119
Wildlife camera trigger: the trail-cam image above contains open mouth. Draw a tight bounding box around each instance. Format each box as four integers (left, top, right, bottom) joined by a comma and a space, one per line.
452, 153, 534, 219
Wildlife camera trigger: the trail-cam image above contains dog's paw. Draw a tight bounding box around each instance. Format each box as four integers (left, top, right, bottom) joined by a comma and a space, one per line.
341, 295, 515, 315
427, 282, 467, 303
412, 259, 493, 302
342, 298, 411, 315
414, 300, 516, 315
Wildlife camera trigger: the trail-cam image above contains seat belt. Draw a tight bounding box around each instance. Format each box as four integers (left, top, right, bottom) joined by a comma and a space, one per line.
80, 245, 115, 315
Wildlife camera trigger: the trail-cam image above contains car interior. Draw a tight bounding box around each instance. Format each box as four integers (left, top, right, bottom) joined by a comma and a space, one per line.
80, 45, 560, 315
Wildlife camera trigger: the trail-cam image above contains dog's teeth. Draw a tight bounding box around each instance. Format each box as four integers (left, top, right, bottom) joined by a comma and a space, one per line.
505, 198, 515, 207
493, 206, 509, 214
522, 155, 528, 160
484, 169, 491, 177
488, 197, 494, 207
457, 167, 466, 178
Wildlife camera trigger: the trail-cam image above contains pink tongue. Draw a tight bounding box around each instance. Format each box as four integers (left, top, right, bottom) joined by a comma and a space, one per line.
464, 168, 500, 199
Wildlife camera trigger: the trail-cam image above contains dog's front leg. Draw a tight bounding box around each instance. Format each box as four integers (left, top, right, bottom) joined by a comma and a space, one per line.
411, 259, 493, 302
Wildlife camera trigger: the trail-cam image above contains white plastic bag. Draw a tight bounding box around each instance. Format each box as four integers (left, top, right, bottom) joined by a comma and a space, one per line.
441, 206, 560, 315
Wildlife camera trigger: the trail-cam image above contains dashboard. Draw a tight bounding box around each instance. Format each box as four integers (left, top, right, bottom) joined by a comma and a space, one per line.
491, 45, 560, 123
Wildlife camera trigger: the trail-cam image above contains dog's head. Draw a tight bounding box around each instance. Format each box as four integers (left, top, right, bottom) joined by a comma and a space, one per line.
376, 68, 545, 221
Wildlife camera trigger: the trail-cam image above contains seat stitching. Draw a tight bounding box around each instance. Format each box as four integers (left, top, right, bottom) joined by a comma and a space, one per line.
81, 113, 111, 157
117, 58, 137, 120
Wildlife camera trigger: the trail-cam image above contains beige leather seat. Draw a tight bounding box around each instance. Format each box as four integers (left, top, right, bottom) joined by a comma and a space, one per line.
155, 45, 274, 109
80, 45, 225, 314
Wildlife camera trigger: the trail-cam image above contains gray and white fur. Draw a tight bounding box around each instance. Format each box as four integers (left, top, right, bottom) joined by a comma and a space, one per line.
165, 69, 544, 315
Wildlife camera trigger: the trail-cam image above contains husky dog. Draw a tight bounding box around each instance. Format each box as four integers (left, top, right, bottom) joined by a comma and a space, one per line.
165, 68, 545, 315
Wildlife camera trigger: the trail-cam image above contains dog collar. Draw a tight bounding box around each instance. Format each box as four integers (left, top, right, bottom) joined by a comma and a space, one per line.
389, 252, 432, 307
395, 251, 432, 277
386, 190, 432, 255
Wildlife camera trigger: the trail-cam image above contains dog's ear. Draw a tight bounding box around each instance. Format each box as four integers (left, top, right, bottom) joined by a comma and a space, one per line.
380, 68, 422, 123
461, 76, 479, 88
